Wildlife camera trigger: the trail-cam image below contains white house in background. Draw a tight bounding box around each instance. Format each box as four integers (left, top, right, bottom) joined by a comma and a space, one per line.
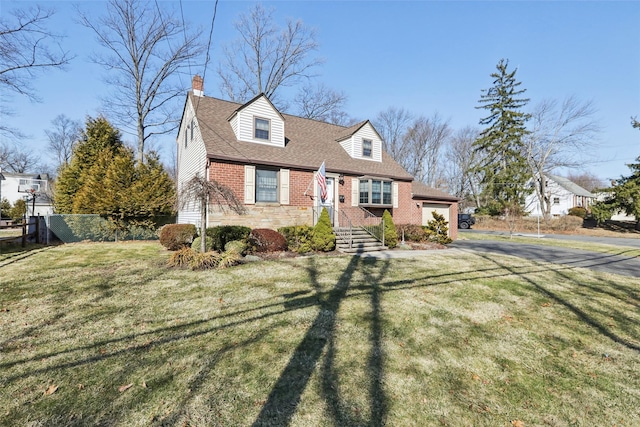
525, 174, 596, 217
0, 172, 53, 217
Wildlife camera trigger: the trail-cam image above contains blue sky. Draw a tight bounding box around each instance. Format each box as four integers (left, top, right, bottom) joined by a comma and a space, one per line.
3, 0, 639, 182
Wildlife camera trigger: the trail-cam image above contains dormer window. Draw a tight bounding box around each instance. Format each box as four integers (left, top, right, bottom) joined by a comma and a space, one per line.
362, 139, 372, 157
255, 118, 270, 140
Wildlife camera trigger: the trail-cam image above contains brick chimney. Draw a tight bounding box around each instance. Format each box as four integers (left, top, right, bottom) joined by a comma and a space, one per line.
192, 75, 204, 97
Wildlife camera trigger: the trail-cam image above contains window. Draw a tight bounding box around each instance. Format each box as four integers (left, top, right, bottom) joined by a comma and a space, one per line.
359, 180, 369, 204
553, 197, 560, 204
254, 118, 270, 140
359, 178, 393, 206
256, 168, 277, 202
362, 139, 372, 157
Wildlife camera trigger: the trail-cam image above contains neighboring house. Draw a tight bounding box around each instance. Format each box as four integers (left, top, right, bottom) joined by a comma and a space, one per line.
525, 174, 596, 217
176, 76, 459, 238
0, 172, 53, 218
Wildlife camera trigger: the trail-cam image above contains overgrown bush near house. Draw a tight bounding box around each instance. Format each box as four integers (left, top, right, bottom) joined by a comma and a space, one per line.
382, 210, 397, 249
311, 208, 335, 251
191, 235, 214, 252
224, 239, 246, 255
247, 228, 288, 252
568, 206, 587, 219
159, 224, 197, 250
278, 225, 314, 253
395, 224, 429, 243
424, 211, 452, 244
206, 225, 252, 251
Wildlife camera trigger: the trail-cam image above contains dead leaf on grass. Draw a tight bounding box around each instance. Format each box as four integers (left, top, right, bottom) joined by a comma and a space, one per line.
141, 381, 147, 388
44, 385, 58, 395
118, 383, 133, 392
512, 420, 525, 427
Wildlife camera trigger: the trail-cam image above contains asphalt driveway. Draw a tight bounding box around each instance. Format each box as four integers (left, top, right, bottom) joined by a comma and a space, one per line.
451, 238, 640, 278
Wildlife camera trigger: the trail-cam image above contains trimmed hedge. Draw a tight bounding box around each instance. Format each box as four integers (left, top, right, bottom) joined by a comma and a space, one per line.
396, 224, 429, 242
247, 228, 287, 252
568, 206, 587, 219
278, 225, 314, 253
206, 225, 252, 251
159, 224, 197, 250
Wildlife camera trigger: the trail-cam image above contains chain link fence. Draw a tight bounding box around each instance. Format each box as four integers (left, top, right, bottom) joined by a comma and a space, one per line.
45, 214, 175, 243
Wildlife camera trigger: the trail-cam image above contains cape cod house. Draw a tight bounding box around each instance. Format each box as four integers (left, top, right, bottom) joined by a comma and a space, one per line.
176, 76, 459, 239
525, 174, 596, 217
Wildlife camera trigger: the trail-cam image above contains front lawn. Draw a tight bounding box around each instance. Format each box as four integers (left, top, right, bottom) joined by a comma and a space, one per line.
1, 242, 638, 426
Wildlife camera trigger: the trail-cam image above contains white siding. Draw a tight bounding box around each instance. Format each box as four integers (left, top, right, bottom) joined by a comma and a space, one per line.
340, 137, 354, 157
349, 123, 382, 162
230, 114, 238, 136
237, 97, 285, 147
525, 178, 593, 217
177, 98, 208, 225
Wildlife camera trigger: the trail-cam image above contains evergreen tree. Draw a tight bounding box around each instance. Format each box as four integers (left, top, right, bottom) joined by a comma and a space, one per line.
592, 121, 640, 230
473, 59, 532, 216
55, 116, 124, 213
382, 209, 397, 249
311, 207, 335, 251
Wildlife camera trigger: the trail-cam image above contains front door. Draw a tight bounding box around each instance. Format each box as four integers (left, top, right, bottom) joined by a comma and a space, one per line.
317, 177, 334, 225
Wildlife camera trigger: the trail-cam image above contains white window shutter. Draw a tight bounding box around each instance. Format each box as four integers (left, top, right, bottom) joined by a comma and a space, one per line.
351, 178, 359, 206
280, 168, 290, 205
244, 165, 255, 204
393, 182, 399, 208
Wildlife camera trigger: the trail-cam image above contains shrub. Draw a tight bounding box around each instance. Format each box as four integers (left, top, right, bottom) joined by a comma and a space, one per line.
311, 208, 335, 252
217, 250, 242, 269
159, 224, 197, 250
247, 228, 288, 252
206, 225, 252, 251
278, 225, 314, 253
382, 210, 398, 249
424, 211, 452, 244
167, 247, 198, 268
191, 235, 214, 252
396, 224, 429, 242
554, 215, 584, 231
568, 206, 587, 219
189, 251, 221, 270
224, 239, 246, 255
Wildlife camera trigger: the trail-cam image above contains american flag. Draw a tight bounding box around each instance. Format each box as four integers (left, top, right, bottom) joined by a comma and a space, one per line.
316, 161, 327, 202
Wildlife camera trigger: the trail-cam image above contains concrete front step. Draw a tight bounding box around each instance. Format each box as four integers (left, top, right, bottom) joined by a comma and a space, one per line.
334, 227, 386, 253
339, 244, 388, 254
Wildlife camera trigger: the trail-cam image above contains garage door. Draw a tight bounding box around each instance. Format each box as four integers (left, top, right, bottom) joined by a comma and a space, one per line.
422, 203, 451, 235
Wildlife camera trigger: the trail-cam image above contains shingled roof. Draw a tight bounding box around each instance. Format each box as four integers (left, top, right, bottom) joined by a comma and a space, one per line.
188, 94, 414, 181
411, 181, 460, 202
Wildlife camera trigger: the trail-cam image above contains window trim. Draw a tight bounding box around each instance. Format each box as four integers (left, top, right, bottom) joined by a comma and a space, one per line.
362, 139, 372, 157
358, 178, 393, 207
254, 117, 271, 141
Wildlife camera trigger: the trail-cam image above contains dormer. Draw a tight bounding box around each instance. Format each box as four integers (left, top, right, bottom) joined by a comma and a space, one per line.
228, 94, 285, 147
336, 121, 383, 162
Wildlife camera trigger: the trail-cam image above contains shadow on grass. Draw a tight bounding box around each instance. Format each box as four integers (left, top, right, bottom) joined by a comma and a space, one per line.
0, 245, 53, 269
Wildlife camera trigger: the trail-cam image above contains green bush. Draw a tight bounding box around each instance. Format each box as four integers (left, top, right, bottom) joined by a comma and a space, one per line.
382, 210, 397, 249
311, 208, 335, 251
278, 225, 314, 253
224, 239, 246, 255
206, 225, 252, 251
424, 211, 452, 244
567, 206, 587, 219
191, 235, 214, 252
159, 224, 197, 250
247, 228, 288, 252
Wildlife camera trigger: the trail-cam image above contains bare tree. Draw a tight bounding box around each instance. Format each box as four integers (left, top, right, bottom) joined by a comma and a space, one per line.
293, 83, 350, 124
444, 126, 484, 209
0, 5, 73, 137
45, 114, 82, 169
374, 107, 414, 162
402, 113, 451, 187
0, 142, 41, 173
218, 3, 323, 109
564, 171, 606, 193
178, 173, 245, 253
525, 95, 600, 219
78, 0, 205, 164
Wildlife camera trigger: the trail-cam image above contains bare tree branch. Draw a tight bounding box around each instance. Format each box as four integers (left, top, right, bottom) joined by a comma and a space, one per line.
293, 83, 350, 124
77, 0, 206, 163
45, 114, 82, 170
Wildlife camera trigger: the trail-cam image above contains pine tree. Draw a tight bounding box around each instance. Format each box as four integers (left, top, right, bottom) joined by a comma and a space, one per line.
382, 209, 397, 249
473, 59, 532, 216
55, 116, 124, 213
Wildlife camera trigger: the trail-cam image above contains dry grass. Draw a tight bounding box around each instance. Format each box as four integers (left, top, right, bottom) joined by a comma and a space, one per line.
1, 242, 639, 426
474, 216, 640, 238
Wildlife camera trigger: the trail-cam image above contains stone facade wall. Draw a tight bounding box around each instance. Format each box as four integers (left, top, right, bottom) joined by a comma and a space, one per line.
208, 205, 313, 229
